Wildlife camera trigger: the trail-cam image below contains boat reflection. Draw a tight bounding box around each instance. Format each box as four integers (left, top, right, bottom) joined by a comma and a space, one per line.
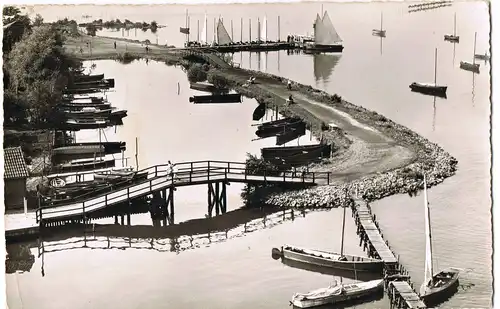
280, 258, 383, 282
313, 53, 341, 84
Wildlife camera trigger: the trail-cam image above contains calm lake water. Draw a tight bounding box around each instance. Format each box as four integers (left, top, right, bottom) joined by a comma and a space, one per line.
7, 2, 492, 309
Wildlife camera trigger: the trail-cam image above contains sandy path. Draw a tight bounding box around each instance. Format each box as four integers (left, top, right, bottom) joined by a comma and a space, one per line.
222, 68, 416, 183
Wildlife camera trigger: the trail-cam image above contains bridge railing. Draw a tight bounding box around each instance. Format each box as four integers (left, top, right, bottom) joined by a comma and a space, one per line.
36, 160, 333, 223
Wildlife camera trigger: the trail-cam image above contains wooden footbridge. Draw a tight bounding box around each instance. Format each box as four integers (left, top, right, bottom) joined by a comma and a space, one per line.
36, 160, 332, 226
352, 200, 427, 309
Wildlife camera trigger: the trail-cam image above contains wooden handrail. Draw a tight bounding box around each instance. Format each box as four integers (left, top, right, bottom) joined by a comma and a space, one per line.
38, 160, 333, 220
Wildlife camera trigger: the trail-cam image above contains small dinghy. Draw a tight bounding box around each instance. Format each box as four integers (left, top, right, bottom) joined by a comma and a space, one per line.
410, 48, 447, 98
291, 279, 384, 308
419, 174, 461, 307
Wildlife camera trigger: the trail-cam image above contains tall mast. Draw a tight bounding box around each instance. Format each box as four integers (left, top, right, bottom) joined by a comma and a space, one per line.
249, 18, 252, 42
240, 18, 243, 42
197, 19, 200, 42
434, 48, 438, 85
231, 20, 234, 42
381, 12, 383, 31
453, 13, 456, 36
423, 174, 434, 284
340, 205, 346, 256
473, 32, 477, 64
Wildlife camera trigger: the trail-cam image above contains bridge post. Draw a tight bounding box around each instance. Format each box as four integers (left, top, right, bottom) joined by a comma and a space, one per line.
207, 181, 227, 217
167, 186, 175, 225
215, 182, 220, 216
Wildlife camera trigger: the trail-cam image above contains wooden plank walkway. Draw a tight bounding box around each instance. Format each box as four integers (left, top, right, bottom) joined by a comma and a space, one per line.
389, 281, 427, 309
37, 160, 330, 222
354, 200, 398, 264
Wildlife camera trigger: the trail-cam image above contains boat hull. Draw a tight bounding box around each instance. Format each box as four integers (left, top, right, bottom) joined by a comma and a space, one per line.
444, 35, 459, 42
189, 94, 241, 104
459, 61, 480, 73
281, 246, 384, 273
409, 83, 447, 98
291, 279, 384, 308
252, 103, 267, 121
420, 268, 460, 307
302, 44, 344, 53
372, 29, 386, 37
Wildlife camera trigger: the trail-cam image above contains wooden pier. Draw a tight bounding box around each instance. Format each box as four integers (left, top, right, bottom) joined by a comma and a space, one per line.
352, 199, 427, 309
36, 160, 332, 226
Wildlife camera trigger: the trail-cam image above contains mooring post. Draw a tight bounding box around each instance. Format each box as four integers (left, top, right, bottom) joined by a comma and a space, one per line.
114, 215, 118, 224
207, 183, 213, 218
127, 201, 131, 225
169, 186, 175, 224
215, 182, 220, 216
221, 182, 227, 214
121, 215, 124, 225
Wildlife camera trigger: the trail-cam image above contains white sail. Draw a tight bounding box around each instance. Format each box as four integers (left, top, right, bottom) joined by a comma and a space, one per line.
261, 15, 268, 42
315, 11, 342, 45
423, 174, 434, 285
217, 19, 233, 45
200, 13, 208, 44
313, 13, 322, 43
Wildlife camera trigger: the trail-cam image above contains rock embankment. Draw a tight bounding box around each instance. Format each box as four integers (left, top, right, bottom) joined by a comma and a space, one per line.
220, 69, 458, 208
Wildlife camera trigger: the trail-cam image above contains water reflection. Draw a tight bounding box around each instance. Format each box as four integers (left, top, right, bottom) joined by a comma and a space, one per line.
470, 74, 477, 108
24, 207, 309, 276
313, 53, 341, 84
432, 95, 437, 132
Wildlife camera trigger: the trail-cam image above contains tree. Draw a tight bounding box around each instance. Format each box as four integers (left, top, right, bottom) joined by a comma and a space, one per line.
2, 6, 32, 54
32, 14, 44, 26
6, 25, 79, 126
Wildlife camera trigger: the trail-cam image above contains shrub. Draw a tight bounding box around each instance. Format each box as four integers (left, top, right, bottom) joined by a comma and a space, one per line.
187, 64, 207, 82
207, 73, 230, 89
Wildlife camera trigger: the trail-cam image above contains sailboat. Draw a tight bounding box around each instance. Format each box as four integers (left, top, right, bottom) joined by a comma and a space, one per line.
444, 13, 459, 42
419, 174, 461, 307
302, 11, 344, 53
410, 48, 448, 98
278, 206, 384, 273
200, 12, 208, 46
215, 18, 233, 46
261, 15, 268, 43
289, 207, 384, 308
372, 12, 386, 37
474, 50, 490, 61
460, 32, 480, 73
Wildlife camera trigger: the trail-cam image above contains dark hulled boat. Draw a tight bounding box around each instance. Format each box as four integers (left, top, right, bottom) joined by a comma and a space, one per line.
189, 93, 241, 104
53, 158, 116, 173
253, 103, 267, 121
60, 102, 112, 109
63, 88, 102, 95
62, 142, 126, 154
73, 73, 104, 83
280, 245, 384, 273
276, 124, 307, 146
259, 117, 302, 128
63, 119, 109, 131
410, 48, 447, 98
419, 174, 461, 307
444, 13, 459, 43
63, 107, 112, 118
261, 143, 331, 160
256, 120, 305, 139
409, 83, 447, 98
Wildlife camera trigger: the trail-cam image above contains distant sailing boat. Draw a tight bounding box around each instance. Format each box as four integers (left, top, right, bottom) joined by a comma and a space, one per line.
372, 12, 386, 37
444, 13, 459, 43
410, 48, 447, 98
303, 11, 344, 53
474, 50, 490, 62
460, 32, 480, 73
261, 15, 268, 43
200, 12, 208, 45
216, 18, 233, 46
419, 174, 461, 307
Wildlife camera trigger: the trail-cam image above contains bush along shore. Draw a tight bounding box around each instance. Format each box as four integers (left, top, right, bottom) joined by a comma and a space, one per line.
226, 69, 458, 208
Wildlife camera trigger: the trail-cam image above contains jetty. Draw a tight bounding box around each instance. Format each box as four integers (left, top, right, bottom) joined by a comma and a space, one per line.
352, 199, 427, 309
32, 160, 331, 227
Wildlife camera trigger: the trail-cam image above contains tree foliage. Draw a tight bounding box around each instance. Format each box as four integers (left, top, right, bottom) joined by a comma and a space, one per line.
2, 6, 32, 54
4, 24, 79, 127
187, 64, 208, 82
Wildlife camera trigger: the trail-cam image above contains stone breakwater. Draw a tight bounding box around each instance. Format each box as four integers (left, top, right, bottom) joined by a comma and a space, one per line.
221, 69, 458, 208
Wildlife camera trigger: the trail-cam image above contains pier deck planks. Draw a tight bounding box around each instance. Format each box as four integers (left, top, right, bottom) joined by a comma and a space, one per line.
390, 281, 427, 308
355, 200, 398, 264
